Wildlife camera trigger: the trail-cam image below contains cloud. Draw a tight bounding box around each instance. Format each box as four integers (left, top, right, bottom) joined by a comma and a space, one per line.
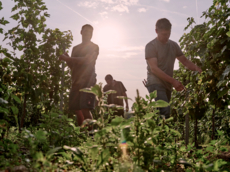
112, 4, 129, 13
100, 0, 114, 4
138, 8, 147, 13
78, 0, 139, 13
78, 1, 98, 8
137, 4, 189, 17
99, 11, 109, 19
161, 0, 170, 2
183, 6, 187, 9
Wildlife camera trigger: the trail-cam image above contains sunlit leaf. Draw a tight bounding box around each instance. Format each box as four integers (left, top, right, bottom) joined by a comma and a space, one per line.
104, 90, 116, 95
11, 106, 18, 115
0, 107, 9, 114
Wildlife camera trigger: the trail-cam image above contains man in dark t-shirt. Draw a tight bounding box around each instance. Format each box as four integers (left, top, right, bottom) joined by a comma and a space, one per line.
59, 24, 99, 127
145, 18, 202, 119
103, 74, 129, 117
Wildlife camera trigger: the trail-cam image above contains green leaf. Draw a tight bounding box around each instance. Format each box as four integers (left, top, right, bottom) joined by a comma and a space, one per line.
63, 145, 85, 163
110, 116, 124, 126
226, 30, 230, 37
150, 100, 169, 108
3, 57, 12, 63
116, 96, 133, 101
221, 45, 227, 54
216, 80, 227, 88
218, 87, 228, 98
11, 106, 18, 115
104, 90, 116, 95
143, 112, 156, 119
11, 13, 20, 21
222, 65, 230, 77
0, 107, 9, 114
150, 90, 157, 100
96, 149, 110, 169
11, 94, 21, 104
46, 147, 62, 158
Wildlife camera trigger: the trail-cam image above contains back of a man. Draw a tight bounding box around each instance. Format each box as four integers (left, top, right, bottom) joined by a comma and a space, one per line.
103, 74, 129, 117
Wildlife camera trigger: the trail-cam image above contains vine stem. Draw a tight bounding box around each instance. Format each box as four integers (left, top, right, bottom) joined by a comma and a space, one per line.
212, 107, 216, 140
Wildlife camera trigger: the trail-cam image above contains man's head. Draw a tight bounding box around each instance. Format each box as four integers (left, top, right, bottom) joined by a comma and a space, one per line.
105, 74, 113, 85
155, 18, 171, 44
81, 24, 93, 42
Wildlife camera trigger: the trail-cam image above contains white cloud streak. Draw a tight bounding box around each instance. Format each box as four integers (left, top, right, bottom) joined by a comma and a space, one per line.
112, 4, 129, 13
56, 0, 94, 24
138, 8, 147, 13
99, 11, 109, 19
137, 4, 189, 17
77, 0, 139, 13
78, 1, 98, 8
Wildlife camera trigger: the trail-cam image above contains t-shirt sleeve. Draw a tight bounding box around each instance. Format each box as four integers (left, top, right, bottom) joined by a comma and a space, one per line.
103, 85, 108, 92
174, 42, 184, 57
96, 45, 99, 55
145, 43, 158, 59
119, 82, 127, 93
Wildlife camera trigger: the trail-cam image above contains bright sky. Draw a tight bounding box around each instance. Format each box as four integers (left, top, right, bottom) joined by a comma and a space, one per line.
1, 0, 213, 108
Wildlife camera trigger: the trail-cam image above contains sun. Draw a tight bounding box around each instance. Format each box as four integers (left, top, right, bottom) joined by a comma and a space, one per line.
93, 24, 123, 48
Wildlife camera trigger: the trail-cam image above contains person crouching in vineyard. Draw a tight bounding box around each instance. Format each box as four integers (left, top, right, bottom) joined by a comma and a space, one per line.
59, 24, 99, 128
144, 18, 202, 119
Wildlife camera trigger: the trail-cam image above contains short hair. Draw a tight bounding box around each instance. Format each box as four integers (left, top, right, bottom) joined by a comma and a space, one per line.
81, 24, 93, 31
105, 74, 113, 81
156, 18, 172, 31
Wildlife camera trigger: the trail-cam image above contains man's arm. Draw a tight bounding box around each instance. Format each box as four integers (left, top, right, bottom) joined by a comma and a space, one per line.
147, 58, 184, 91
59, 51, 98, 65
177, 55, 202, 73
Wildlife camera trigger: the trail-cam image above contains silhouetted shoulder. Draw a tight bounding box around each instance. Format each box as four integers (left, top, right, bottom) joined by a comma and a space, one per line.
90, 42, 99, 54
72, 44, 81, 50
103, 84, 109, 92
168, 39, 179, 46
146, 38, 157, 48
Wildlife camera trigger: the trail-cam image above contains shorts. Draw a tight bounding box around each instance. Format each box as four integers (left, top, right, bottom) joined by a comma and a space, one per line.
69, 83, 95, 111
114, 109, 124, 118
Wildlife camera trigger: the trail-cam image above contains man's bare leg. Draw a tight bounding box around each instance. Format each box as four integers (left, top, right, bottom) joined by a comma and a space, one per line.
76, 110, 84, 126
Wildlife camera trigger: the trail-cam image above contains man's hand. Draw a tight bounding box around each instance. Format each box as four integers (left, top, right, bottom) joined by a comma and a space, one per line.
142, 79, 147, 87
125, 105, 129, 112
59, 52, 70, 61
196, 66, 202, 74
172, 79, 184, 91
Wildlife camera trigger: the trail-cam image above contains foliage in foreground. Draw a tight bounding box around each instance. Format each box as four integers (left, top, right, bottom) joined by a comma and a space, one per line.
0, 0, 230, 171
0, 84, 230, 171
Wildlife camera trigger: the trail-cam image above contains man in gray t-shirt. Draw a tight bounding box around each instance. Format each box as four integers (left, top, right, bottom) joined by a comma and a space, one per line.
145, 18, 202, 119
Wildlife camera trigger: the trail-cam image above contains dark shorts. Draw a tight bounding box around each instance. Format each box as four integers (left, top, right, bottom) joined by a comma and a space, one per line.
114, 109, 124, 118
69, 83, 95, 111
146, 84, 171, 119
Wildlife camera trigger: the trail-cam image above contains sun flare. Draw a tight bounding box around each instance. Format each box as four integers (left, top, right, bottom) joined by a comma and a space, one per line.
94, 24, 123, 48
